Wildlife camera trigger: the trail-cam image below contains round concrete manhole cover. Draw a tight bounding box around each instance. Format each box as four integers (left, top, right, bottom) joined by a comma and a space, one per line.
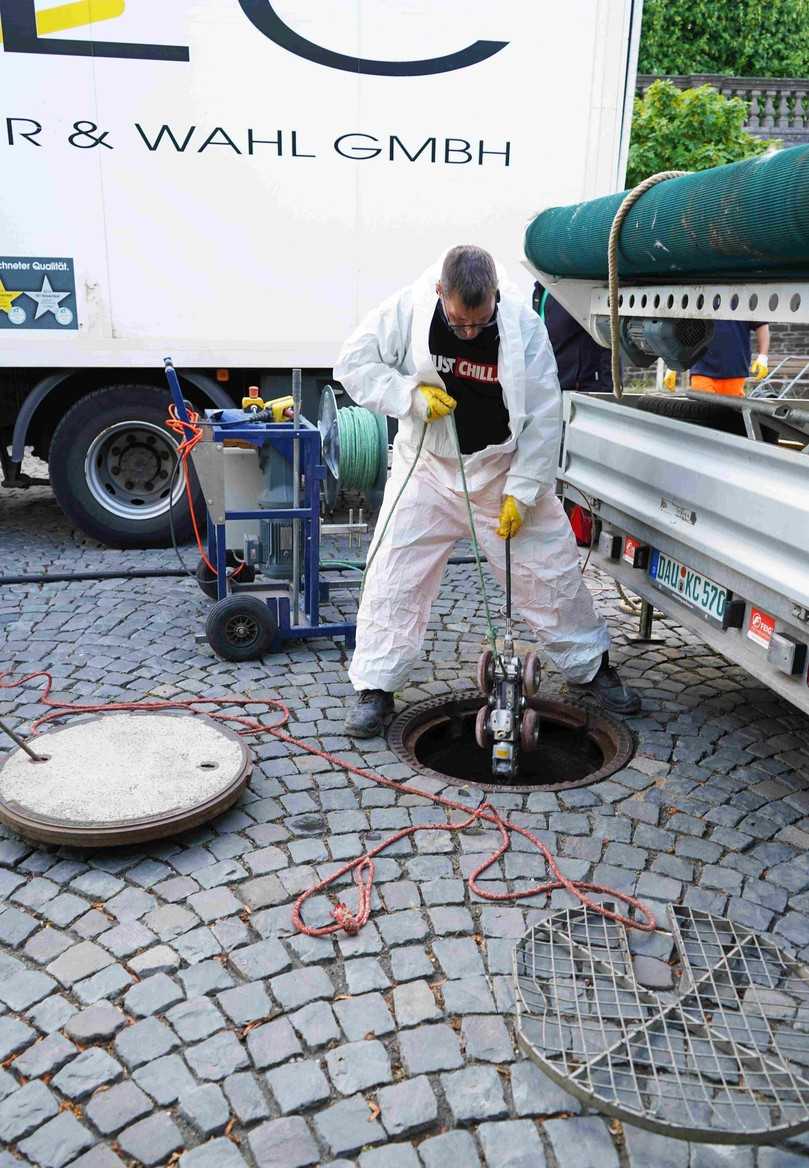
0, 712, 252, 846
388, 694, 635, 793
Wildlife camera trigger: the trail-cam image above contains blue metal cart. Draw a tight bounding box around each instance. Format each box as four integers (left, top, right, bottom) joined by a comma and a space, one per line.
164, 359, 358, 661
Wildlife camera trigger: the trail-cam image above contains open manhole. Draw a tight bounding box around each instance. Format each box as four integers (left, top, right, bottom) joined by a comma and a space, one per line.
388, 694, 635, 793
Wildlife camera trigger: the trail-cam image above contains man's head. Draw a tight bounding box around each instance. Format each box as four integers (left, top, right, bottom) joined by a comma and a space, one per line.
436, 245, 499, 340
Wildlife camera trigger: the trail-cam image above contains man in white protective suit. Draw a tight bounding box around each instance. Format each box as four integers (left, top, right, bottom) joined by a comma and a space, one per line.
334, 245, 640, 738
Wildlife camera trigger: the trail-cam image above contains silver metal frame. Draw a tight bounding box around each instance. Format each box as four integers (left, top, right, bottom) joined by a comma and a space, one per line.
560, 392, 809, 715
515, 904, 809, 1144
522, 264, 809, 341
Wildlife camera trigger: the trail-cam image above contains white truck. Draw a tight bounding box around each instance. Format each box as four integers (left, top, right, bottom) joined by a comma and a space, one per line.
0, 0, 640, 546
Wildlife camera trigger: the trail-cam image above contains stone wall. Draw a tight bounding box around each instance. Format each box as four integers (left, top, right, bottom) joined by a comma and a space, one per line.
636, 74, 809, 145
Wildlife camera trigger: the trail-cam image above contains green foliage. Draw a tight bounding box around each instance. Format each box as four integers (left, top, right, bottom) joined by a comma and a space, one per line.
626, 80, 776, 188
638, 0, 809, 77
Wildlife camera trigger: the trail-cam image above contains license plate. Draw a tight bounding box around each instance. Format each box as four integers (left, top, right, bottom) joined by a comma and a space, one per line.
649, 550, 728, 624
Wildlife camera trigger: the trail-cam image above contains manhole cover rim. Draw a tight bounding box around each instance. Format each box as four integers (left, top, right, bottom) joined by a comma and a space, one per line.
387, 692, 635, 793
0, 711, 253, 847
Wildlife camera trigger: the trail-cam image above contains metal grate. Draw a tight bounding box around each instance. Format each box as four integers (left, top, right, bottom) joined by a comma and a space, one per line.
514, 904, 809, 1143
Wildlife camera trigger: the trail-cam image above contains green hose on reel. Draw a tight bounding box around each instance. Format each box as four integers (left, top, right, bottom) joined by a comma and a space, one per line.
318, 385, 389, 513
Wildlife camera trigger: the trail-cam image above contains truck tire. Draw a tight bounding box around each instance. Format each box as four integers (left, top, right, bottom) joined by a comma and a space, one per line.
48, 385, 202, 548
631, 394, 748, 436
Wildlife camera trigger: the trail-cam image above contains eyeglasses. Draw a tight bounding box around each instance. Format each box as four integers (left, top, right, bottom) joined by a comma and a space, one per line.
439, 295, 499, 338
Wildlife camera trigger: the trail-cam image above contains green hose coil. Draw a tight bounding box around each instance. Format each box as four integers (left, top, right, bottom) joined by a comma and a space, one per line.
525, 144, 809, 281
334, 406, 384, 491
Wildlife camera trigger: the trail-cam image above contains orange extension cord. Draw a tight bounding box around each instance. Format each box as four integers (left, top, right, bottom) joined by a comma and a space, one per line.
165, 403, 244, 581
0, 671, 657, 939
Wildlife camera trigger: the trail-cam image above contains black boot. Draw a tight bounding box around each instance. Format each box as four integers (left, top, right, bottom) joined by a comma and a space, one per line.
345, 690, 395, 738
571, 653, 641, 715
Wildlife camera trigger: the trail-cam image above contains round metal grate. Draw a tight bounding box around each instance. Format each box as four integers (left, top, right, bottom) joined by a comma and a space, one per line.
514, 903, 809, 1144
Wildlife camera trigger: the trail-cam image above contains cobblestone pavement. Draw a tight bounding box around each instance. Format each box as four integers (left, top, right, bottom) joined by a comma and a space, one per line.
2, 470, 809, 1168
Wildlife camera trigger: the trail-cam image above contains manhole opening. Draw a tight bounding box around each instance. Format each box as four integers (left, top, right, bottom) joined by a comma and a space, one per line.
388, 695, 635, 793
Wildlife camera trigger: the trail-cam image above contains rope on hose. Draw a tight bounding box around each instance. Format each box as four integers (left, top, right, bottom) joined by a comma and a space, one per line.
608, 170, 687, 400
334, 406, 384, 490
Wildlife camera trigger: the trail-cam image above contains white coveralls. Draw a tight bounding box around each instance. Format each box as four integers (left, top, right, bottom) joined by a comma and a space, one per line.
334, 255, 610, 694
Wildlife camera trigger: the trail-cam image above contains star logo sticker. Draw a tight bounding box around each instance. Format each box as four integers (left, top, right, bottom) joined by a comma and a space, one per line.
0, 278, 23, 315
25, 275, 70, 320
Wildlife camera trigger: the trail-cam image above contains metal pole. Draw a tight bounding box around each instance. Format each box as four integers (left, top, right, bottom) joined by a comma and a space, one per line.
638, 598, 654, 640
503, 536, 513, 659
505, 536, 512, 622
0, 717, 46, 763
291, 368, 302, 626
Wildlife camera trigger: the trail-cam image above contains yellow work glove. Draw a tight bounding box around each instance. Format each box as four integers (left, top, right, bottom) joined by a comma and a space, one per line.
751, 354, 768, 380
268, 395, 295, 422
663, 368, 677, 391
496, 495, 525, 540
415, 384, 456, 423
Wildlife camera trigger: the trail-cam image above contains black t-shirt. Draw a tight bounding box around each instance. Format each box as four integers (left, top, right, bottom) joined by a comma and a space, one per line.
428, 300, 510, 454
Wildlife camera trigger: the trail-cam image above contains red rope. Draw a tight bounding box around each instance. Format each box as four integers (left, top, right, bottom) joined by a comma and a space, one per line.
0, 672, 657, 938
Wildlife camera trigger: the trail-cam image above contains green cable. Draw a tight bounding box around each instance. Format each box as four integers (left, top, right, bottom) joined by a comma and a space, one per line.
359, 424, 427, 597
447, 414, 500, 660
358, 415, 500, 660
337, 407, 383, 490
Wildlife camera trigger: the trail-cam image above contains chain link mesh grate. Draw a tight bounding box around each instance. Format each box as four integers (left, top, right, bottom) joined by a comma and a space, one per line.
514, 904, 809, 1143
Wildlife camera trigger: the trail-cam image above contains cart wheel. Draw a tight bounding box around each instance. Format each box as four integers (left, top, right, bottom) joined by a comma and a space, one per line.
522, 652, 541, 698
475, 706, 491, 749
195, 557, 255, 601
520, 709, 540, 753
205, 595, 276, 661
476, 650, 495, 696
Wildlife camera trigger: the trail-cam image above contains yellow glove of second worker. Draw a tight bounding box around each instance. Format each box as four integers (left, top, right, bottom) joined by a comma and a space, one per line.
268, 395, 295, 422
496, 495, 525, 540
416, 384, 456, 422
663, 368, 677, 392
751, 354, 769, 381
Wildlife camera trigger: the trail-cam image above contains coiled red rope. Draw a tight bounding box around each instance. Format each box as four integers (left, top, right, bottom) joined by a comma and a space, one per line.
0, 671, 657, 937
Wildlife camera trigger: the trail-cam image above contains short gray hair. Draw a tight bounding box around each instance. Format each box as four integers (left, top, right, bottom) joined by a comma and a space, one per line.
440, 245, 497, 308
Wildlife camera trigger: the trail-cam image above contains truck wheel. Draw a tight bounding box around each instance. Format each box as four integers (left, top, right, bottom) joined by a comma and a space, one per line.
48, 385, 202, 547
205, 596, 277, 661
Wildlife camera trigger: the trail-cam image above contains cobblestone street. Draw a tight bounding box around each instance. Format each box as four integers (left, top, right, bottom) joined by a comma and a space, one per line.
2, 473, 809, 1168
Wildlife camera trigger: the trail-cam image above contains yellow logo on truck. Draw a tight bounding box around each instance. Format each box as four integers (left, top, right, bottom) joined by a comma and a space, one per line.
0, 0, 124, 42
0, 279, 23, 315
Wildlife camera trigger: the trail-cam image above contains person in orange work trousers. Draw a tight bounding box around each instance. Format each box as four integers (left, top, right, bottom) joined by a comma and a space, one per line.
666, 321, 770, 395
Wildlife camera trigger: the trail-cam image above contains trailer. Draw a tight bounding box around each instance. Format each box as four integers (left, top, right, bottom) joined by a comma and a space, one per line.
526, 154, 809, 715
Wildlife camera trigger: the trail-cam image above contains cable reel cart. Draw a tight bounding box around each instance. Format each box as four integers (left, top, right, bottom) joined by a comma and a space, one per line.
164, 361, 388, 662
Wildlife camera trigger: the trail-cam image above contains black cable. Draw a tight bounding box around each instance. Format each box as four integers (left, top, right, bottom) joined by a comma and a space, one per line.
0, 553, 489, 587
167, 453, 195, 578
0, 569, 189, 585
